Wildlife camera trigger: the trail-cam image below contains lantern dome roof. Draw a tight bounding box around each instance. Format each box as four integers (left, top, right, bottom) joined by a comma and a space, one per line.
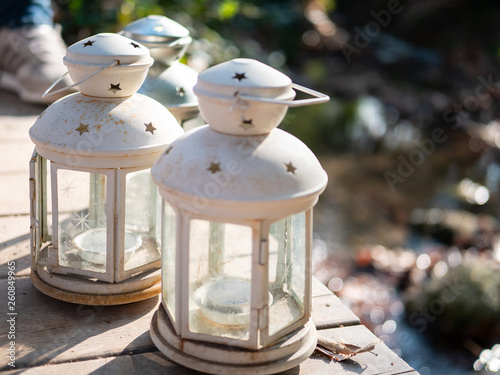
64, 33, 153, 67
121, 15, 190, 44
63, 33, 153, 98
30, 92, 183, 168
194, 58, 292, 96
152, 125, 327, 219
193, 58, 296, 136
139, 61, 198, 109
120, 15, 192, 67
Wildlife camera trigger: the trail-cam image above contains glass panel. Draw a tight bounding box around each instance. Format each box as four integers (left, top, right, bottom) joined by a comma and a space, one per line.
268, 212, 306, 336
188, 220, 252, 341
162, 201, 177, 320
57, 169, 107, 273
124, 169, 161, 271
290, 213, 306, 304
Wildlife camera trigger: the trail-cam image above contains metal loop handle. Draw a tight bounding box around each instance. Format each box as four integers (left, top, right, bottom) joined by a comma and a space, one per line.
167, 35, 192, 48
42, 60, 120, 98
237, 83, 330, 107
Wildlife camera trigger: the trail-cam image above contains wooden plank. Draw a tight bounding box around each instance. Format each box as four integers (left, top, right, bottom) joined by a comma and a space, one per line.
311, 277, 360, 328
0, 91, 40, 216
0, 173, 31, 216
2, 326, 419, 375
284, 325, 419, 375
311, 276, 333, 297
0, 225, 417, 375
2, 351, 199, 375
0, 216, 31, 278
0, 277, 160, 370
0, 106, 38, 215
312, 294, 360, 329
0, 277, 359, 369
0, 141, 36, 173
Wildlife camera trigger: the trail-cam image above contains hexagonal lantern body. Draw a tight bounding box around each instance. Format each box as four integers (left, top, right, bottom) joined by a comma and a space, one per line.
150, 58, 329, 374
28, 33, 184, 305
121, 15, 203, 130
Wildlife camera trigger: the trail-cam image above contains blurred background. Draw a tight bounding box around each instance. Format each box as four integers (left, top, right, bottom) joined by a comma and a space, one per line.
52, 0, 500, 373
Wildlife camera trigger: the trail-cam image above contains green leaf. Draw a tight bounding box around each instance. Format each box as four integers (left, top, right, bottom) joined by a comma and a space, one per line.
218, 0, 240, 20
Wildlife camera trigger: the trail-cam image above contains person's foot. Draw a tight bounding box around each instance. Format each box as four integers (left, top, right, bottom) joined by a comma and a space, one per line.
0, 24, 74, 104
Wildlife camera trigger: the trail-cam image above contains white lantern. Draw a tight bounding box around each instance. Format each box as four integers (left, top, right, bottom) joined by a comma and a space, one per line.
29, 33, 183, 305
121, 15, 203, 129
150, 58, 329, 374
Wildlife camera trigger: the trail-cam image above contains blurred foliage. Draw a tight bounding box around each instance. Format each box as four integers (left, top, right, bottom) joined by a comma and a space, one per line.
53, 0, 334, 66
405, 257, 500, 342
52, 0, 500, 154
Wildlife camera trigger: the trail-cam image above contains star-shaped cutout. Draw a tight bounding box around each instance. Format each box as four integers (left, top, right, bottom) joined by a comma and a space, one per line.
144, 122, 156, 134
164, 146, 173, 155
232, 72, 247, 81
176, 87, 185, 97
130, 42, 140, 49
207, 162, 221, 174
240, 119, 254, 130
285, 162, 296, 175
83, 40, 95, 47
75, 123, 89, 135
108, 83, 122, 94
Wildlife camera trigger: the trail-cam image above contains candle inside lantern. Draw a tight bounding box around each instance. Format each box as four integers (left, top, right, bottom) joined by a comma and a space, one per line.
73, 229, 142, 264
194, 278, 274, 326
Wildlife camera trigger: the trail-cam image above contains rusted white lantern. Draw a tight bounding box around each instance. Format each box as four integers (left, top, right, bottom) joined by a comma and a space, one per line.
150, 58, 329, 374
121, 15, 202, 129
29, 33, 183, 305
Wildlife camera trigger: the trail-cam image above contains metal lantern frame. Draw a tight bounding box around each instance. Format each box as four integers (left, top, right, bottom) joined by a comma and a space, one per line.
150, 128, 326, 375
159, 203, 316, 345
30, 157, 162, 282
29, 33, 184, 305
150, 58, 329, 374
121, 15, 202, 128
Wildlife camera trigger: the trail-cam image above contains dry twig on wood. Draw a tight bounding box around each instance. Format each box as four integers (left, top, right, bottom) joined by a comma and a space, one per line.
316, 335, 381, 361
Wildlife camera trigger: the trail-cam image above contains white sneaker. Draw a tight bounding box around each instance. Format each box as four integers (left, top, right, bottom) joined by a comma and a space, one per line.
0, 24, 74, 104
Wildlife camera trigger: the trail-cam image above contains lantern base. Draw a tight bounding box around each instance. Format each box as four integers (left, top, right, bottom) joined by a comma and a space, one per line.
150, 304, 317, 375
31, 267, 161, 305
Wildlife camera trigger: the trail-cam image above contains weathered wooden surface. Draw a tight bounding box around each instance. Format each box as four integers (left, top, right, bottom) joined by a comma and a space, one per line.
0, 275, 417, 374
307, 325, 419, 375
0, 216, 31, 279
0, 277, 160, 369
0, 91, 43, 217
0, 88, 418, 374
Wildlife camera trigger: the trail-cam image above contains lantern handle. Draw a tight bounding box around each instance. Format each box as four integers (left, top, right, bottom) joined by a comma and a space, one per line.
237, 83, 329, 107
165, 35, 192, 48
42, 60, 120, 99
